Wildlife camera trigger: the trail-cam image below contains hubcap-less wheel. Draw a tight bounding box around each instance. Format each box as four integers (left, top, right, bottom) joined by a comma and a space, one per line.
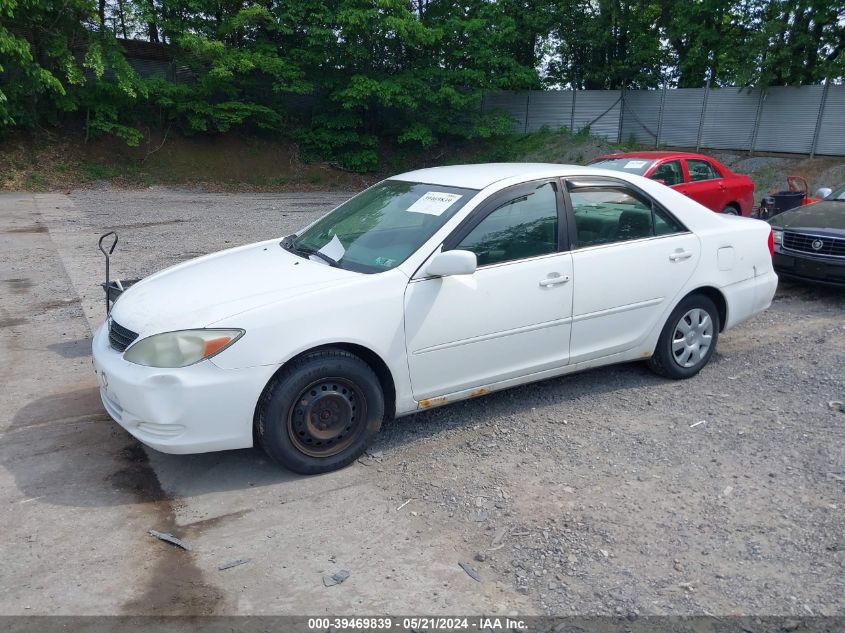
287, 378, 366, 458
672, 308, 713, 368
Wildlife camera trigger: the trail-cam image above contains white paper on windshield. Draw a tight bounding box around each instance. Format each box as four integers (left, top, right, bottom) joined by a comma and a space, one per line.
406, 192, 462, 216
310, 234, 346, 264
623, 160, 649, 169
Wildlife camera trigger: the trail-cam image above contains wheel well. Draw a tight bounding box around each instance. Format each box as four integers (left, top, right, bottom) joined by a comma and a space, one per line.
724, 202, 740, 213
253, 343, 397, 442
326, 343, 396, 419
686, 286, 727, 331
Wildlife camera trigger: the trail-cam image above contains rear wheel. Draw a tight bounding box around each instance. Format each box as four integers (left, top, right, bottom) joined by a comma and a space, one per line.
722, 204, 740, 215
256, 348, 384, 474
648, 294, 720, 380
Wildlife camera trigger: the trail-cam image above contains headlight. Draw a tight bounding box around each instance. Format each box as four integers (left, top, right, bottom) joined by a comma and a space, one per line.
772, 229, 783, 245
123, 329, 244, 368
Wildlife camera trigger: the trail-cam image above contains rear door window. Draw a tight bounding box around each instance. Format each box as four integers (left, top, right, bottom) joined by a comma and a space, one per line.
567, 182, 686, 248
686, 160, 720, 182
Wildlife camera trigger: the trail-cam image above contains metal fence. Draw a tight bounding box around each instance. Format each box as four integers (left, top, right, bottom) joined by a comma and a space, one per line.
482, 84, 845, 157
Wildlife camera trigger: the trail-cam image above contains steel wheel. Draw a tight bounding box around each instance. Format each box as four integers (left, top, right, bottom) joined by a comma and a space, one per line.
257, 348, 384, 474
287, 377, 366, 458
671, 308, 713, 368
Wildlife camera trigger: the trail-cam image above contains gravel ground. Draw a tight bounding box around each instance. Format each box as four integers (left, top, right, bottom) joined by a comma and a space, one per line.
377, 278, 845, 616
3, 187, 843, 618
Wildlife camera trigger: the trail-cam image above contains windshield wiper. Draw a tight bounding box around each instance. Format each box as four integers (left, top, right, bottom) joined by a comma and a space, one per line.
307, 250, 340, 267
281, 236, 341, 267
280, 234, 297, 250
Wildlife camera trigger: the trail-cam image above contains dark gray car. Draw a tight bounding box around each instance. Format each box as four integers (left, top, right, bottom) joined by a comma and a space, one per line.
769, 184, 845, 287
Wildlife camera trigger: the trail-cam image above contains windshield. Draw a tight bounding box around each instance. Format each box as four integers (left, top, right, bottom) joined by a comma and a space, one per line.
824, 184, 845, 201
289, 180, 477, 273
588, 157, 655, 176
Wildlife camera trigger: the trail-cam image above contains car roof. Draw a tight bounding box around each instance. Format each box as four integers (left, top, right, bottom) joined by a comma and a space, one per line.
392, 163, 600, 190
592, 151, 718, 162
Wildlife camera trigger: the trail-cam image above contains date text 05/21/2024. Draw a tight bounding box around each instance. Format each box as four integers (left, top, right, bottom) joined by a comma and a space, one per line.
306, 617, 527, 630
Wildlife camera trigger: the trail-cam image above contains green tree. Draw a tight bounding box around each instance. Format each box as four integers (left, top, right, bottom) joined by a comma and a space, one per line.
658, 0, 756, 87
0, 0, 144, 140
547, 0, 666, 89
738, 0, 845, 86
3, 0, 844, 170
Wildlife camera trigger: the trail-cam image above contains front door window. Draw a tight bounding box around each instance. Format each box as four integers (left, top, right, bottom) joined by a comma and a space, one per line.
650, 160, 683, 186
456, 182, 558, 266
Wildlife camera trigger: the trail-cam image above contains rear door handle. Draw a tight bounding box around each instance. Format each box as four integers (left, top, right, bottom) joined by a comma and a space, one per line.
669, 251, 693, 262
539, 274, 570, 287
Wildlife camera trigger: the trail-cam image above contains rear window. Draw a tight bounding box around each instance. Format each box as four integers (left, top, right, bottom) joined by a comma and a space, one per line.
588, 158, 655, 176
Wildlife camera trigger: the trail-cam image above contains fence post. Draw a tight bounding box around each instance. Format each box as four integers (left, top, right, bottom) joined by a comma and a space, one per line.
810, 79, 830, 158
696, 79, 710, 152
570, 89, 577, 133
749, 88, 765, 155
524, 91, 530, 133
655, 84, 667, 148
617, 88, 625, 143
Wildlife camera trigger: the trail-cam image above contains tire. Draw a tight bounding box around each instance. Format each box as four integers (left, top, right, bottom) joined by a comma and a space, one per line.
647, 294, 720, 380
256, 348, 384, 474
722, 204, 740, 215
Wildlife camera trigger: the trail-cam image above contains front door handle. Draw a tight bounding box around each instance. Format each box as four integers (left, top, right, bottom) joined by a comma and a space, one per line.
539, 274, 570, 287
669, 250, 693, 262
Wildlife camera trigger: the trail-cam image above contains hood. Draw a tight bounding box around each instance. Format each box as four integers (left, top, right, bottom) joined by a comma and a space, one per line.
110, 239, 357, 335
769, 201, 845, 232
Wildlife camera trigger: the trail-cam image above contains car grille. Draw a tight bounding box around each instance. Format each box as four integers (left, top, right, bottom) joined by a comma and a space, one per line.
783, 231, 845, 259
109, 319, 139, 352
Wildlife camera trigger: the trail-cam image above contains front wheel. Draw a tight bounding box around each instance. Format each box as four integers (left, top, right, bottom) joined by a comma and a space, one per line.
648, 294, 720, 380
256, 348, 384, 474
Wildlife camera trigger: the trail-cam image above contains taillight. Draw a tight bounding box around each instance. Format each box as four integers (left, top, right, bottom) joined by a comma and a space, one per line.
767, 228, 774, 257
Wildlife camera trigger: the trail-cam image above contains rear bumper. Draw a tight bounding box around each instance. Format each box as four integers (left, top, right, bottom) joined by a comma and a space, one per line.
773, 251, 845, 288
721, 269, 778, 330
91, 323, 277, 454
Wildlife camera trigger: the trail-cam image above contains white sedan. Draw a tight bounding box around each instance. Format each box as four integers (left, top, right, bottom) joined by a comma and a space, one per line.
92, 164, 778, 473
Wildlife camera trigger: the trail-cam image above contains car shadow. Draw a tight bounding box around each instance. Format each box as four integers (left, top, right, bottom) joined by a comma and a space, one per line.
3, 388, 298, 509
46, 337, 94, 359
2, 355, 684, 510
776, 279, 845, 302
372, 359, 669, 452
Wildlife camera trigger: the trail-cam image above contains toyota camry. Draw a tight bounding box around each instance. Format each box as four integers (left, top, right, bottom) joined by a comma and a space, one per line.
92, 164, 778, 473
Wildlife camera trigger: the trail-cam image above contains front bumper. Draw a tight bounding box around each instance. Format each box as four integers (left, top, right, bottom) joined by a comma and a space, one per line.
91, 323, 278, 454
773, 251, 845, 288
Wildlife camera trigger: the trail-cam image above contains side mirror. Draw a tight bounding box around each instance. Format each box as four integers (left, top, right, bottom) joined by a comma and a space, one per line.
815, 187, 832, 199
426, 249, 477, 277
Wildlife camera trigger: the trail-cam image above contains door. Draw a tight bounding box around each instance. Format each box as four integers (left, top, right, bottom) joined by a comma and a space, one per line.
676, 158, 728, 212
564, 178, 701, 363
404, 180, 574, 400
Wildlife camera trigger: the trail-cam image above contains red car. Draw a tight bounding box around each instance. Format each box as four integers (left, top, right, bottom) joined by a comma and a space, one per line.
588, 151, 755, 216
